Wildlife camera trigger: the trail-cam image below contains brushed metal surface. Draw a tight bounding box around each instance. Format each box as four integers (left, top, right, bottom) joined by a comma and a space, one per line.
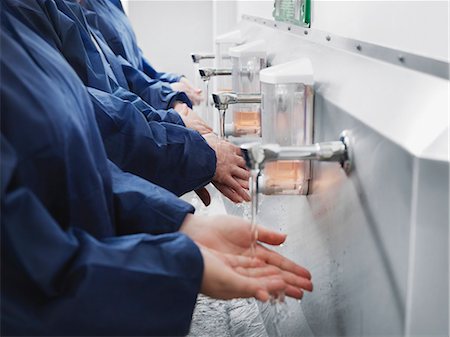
220, 18, 449, 336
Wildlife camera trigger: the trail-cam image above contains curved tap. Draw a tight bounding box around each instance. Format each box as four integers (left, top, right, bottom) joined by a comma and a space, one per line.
199, 68, 232, 81
241, 132, 351, 172
212, 92, 262, 139
212, 92, 262, 111
190, 53, 215, 64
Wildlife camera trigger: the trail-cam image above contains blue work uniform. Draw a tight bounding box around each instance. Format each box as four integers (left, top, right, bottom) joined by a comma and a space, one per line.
1, 12, 203, 336
69, 0, 193, 110
5, 0, 216, 196
82, 0, 182, 83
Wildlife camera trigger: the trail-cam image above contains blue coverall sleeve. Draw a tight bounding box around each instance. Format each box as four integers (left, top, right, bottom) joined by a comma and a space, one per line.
89, 88, 216, 196
1, 139, 203, 336
109, 161, 197, 234
107, 0, 125, 12
118, 55, 192, 109
110, 85, 185, 125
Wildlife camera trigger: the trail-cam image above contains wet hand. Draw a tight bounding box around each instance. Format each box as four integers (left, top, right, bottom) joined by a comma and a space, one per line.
181, 214, 313, 299
199, 245, 287, 301
203, 133, 251, 203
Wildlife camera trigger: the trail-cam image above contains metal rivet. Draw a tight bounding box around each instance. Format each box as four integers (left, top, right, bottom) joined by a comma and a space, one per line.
304, 30, 308, 35
326, 35, 331, 41
356, 45, 362, 51
398, 55, 405, 63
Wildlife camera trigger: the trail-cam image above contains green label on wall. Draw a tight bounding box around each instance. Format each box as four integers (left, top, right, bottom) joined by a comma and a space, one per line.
273, 0, 311, 27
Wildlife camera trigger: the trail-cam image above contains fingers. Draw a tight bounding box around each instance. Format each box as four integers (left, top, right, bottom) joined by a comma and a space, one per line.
212, 182, 243, 203
226, 176, 250, 202
232, 166, 250, 181
253, 277, 286, 302
194, 188, 211, 206
256, 225, 287, 246
280, 269, 313, 292
284, 286, 304, 299
236, 178, 249, 190
235, 154, 248, 169
223, 176, 251, 202
256, 244, 312, 280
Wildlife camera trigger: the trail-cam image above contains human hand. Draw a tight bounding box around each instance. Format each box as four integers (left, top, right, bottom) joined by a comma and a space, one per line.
181, 214, 313, 299
171, 79, 203, 106
203, 133, 251, 203
173, 102, 212, 135
199, 245, 287, 301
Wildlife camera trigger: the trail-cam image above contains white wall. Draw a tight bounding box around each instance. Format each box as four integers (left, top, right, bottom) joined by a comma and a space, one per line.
236, 0, 274, 20
128, 1, 215, 79
311, 1, 449, 60
234, 0, 449, 60
128, 0, 448, 78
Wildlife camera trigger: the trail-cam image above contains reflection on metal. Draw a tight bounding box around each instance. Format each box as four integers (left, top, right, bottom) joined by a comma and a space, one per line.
212, 92, 262, 109
240, 133, 350, 172
242, 15, 450, 80
212, 92, 262, 139
198, 68, 232, 81
190, 53, 215, 64
218, 15, 449, 337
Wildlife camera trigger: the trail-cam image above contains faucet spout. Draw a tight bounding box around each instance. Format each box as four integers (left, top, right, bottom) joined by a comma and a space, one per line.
198, 68, 232, 81
212, 92, 261, 111
241, 133, 351, 172
190, 53, 215, 64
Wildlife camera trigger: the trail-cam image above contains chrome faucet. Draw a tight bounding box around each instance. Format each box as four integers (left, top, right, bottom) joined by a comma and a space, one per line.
190, 53, 215, 64
212, 92, 262, 139
199, 68, 232, 82
241, 131, 352, 173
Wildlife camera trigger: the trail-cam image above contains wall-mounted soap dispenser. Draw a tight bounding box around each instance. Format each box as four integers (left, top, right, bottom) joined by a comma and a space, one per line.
217, 40, 267, 137
193, 31, 244, 132
214, 30, 245, 93
259, 58, 314, 195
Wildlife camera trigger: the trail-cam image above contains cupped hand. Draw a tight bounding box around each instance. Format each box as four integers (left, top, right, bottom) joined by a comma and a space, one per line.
199, 245, 287, 301
181, 214, 313, 299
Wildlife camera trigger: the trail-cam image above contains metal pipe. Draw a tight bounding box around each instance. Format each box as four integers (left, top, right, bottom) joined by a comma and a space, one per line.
190, 53, 215, 64
240, 133, 351, 172
212, 92, 261, 111
199, 68, 232, 81
212, 92, 262, 139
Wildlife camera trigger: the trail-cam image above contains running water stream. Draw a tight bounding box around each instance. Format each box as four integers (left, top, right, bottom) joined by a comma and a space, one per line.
249, 168, 260, 258
248, 168, 290, 337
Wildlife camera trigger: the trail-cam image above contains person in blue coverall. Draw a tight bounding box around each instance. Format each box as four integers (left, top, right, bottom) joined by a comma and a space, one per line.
4, 0, 251, 204
80, 0, 204, 106
0, 9, 313, 335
